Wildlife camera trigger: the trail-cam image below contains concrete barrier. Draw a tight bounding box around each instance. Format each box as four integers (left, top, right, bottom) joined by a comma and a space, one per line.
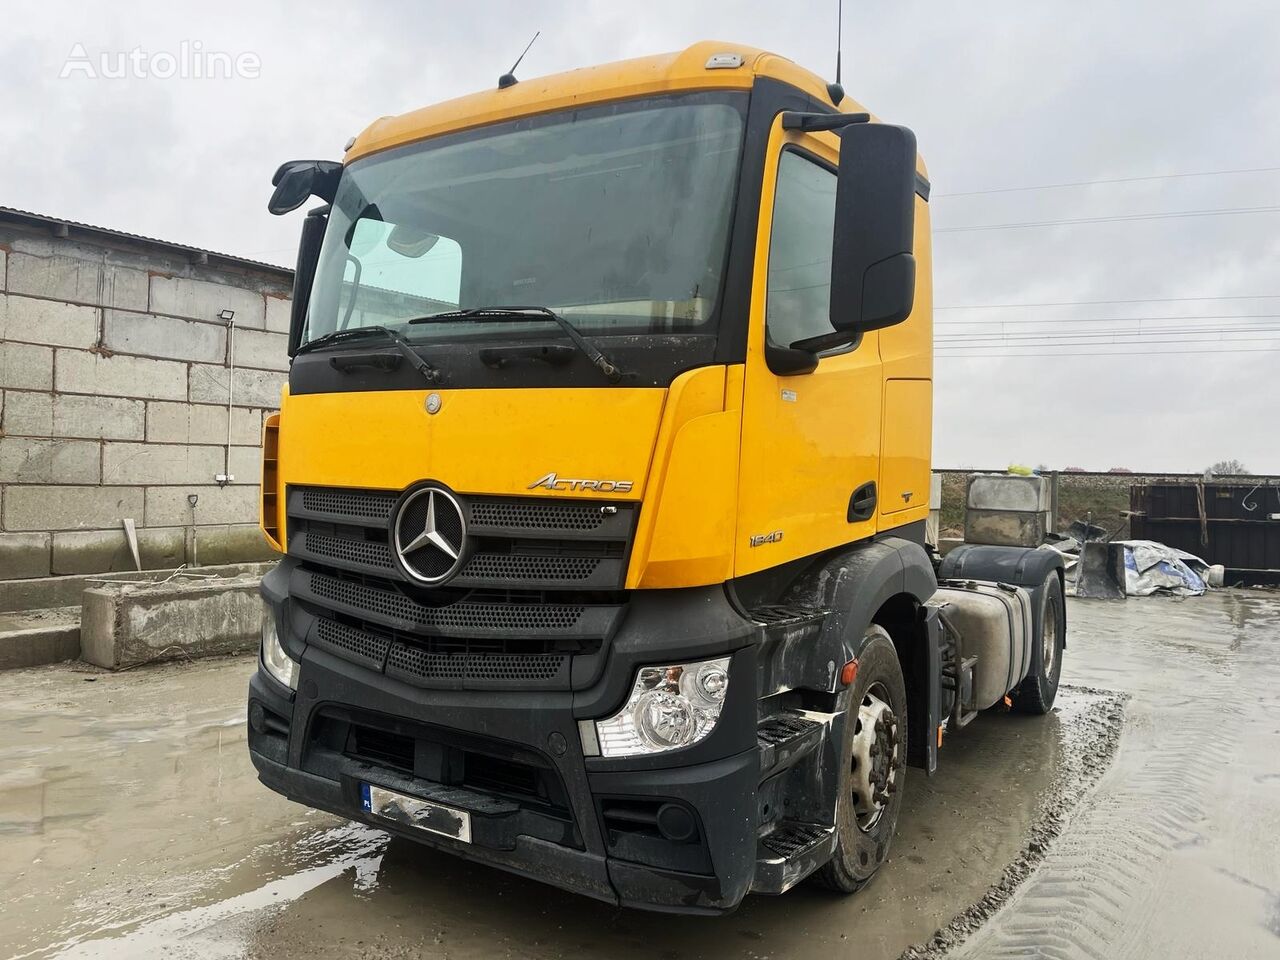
80, 573, 262, 670
964, 474, 1052, 548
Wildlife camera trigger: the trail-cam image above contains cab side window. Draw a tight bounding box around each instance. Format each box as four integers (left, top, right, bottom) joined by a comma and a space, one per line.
765, 150, 838, 349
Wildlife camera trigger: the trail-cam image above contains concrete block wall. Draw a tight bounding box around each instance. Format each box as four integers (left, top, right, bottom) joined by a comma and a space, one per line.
0, 220, 293, 581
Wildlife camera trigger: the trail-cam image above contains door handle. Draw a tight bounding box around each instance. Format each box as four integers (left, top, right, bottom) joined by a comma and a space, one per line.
848, 482, 877, 522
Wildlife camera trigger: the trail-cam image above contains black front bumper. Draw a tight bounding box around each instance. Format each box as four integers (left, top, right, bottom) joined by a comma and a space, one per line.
248, 576, 764, 914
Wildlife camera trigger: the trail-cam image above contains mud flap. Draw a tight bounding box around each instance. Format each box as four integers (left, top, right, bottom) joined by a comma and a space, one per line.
906, 605, 945, 776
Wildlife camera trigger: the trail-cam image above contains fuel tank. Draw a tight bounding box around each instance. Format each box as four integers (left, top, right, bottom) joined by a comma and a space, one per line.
932, 580, 1034, 708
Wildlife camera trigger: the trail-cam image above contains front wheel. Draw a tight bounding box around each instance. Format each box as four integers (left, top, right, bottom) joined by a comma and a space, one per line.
814, 625, 907, 894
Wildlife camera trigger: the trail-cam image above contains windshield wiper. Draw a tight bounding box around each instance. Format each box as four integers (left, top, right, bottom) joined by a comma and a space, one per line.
296, 325, 442, 384
408, 306, 624, 383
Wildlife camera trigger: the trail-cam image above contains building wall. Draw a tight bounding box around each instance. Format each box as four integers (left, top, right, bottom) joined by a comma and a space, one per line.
0, 221, 292, 580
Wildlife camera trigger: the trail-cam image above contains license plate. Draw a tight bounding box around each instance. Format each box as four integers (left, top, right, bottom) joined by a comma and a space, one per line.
360, 783, 472, 843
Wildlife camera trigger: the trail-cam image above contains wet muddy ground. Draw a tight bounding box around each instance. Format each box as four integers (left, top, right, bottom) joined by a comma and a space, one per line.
1, 590, 1277, 959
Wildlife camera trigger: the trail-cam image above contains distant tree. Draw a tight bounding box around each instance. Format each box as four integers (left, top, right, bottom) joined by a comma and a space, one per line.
1107, 467, 1133, 474
1206, 459, 1250, 476
1063, 466, 1086, 473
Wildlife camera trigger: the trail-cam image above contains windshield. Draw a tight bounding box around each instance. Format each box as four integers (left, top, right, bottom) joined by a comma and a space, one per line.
303, 93, 746, 347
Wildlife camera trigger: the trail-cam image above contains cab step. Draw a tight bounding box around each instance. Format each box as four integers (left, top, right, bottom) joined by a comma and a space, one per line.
752, 821, 838, 894
757, 710, 827, 780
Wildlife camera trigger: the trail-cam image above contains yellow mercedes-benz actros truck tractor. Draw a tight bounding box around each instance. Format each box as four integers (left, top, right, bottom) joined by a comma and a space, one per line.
248, 42, 1066, 913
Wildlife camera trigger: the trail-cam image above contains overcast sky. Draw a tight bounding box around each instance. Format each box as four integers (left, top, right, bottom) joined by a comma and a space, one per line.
3, 1, 1277, 472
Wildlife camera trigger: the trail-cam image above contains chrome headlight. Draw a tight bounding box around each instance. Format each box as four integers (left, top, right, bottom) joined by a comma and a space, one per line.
261, 602, 298, 691
594, 657, 730, 757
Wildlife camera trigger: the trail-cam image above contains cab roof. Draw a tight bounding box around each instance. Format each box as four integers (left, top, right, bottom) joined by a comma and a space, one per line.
346, 41, 875, 163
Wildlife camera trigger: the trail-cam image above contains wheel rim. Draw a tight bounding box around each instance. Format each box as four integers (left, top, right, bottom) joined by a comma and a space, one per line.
850, 682, 900, 831
1042, 600, 1058, 677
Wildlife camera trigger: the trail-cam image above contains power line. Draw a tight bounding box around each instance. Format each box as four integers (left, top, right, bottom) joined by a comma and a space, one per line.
936, 294, 1280, 310
936, 345, 1280, 359
937, 327, 1280, 343
935, 204, 1280, 234
934, 165, 1280, 199
938, 312, 1280, 327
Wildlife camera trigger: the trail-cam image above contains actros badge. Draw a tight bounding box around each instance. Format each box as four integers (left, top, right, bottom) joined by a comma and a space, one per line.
528, 472, 633, 493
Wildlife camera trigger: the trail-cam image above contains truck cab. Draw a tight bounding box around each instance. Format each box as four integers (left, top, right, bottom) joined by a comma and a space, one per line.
248, 42, 1065, 913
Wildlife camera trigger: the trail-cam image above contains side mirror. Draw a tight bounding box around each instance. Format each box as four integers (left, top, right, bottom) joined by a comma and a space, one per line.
829, 123, 918, 334
268, 160, 342, 216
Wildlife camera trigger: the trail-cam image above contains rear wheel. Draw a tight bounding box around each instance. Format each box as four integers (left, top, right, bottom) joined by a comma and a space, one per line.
814, 625, 907, 894
1015, 573, 1065, 714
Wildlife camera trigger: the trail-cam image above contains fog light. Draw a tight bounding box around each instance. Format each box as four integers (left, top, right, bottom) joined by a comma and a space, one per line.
594, 657, 730, 758
261, 602, 297, 691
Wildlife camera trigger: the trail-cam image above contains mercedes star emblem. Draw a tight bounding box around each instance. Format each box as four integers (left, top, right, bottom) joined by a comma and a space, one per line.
392, 485, 467, 584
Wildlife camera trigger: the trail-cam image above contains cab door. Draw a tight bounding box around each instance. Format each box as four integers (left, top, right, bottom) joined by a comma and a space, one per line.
734, 120, 884, 578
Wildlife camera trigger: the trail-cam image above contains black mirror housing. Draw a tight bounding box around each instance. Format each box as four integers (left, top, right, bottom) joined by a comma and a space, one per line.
829, 123, 918, 334
268, 160, 342, 216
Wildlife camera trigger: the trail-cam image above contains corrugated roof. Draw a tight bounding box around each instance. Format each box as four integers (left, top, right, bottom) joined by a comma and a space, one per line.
0, 205, 294, 280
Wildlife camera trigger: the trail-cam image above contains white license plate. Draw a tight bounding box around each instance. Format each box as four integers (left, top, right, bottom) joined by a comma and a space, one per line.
360, 783, 472, 843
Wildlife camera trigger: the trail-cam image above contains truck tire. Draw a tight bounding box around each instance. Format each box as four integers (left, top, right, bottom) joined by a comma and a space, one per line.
814, 625, 907, 894
1014, 573, 1065, 714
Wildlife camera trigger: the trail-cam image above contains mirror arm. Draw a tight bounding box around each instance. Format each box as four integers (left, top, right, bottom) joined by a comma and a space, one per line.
790, 329, 857, 353
781, 111, 870, 132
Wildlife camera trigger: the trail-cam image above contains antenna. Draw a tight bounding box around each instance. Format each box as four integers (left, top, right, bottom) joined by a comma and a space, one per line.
827, 0, 846, 105
498, 31, 540, 90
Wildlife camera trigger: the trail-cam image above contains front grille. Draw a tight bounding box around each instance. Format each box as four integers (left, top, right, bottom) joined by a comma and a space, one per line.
469, 499, 612, 531
286, 485, 637, 591
301, 486, 396, 522
387, 642, 567, 685
308, 571, 586, 633
286, 484, 633, 690
307, 532, 395, 571
313, 618, 391, 671
461, 553, 602, 582
307, 613, 584, 690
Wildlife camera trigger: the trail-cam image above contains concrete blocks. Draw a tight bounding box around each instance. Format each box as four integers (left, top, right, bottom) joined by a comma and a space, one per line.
51, 527, 185, 575
1, 391, 53, 436
144, 401, 264, 446
0, 438, 100, 483
264, 293, 291, 333
1, 393, 142, 441
194, 524, 277, 565
0, 225, 291, 582
101, 442, 223, 485
145, 485, 259, 526
80, 573, 263, 669
148, 275, 266, 329
102, 310, 227, 363
0, 561, 274, 613
56, 349, 188, 401
967, 474, 1051, 513
0, 532, 52, 579
52, 395, 146, 440
0, 606, 81, 670
5, 249, 149, 311
0, 342, 54, 391
232, 327, 289, 371
0, 294, 100, 349
229, 445, 261, 484
965, 474, 1052, 548
189, 363, 285, 408
3, 485, 145, 532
